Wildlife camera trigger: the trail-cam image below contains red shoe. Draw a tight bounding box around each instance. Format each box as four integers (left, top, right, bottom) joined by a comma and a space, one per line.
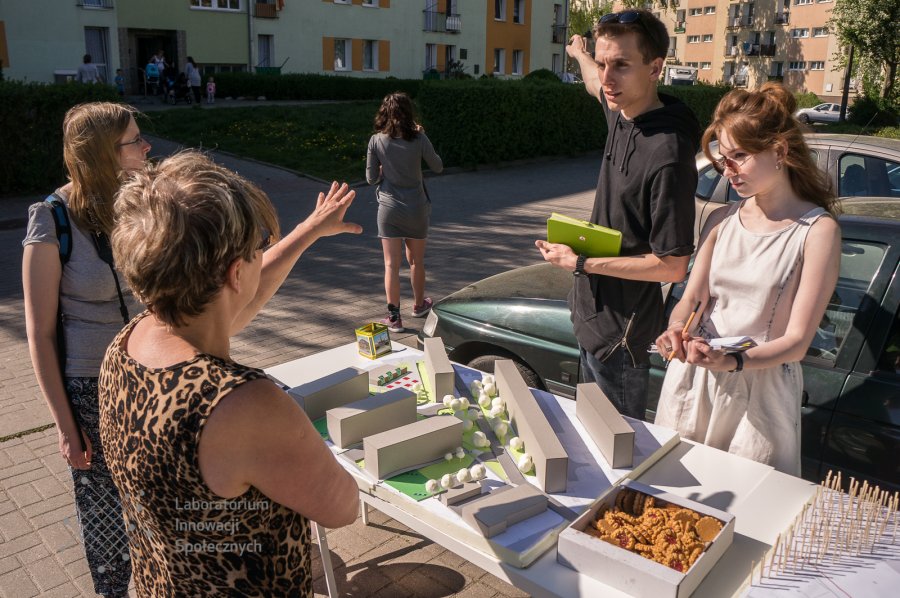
411, 297, 433, 318
381, 314, 404, 333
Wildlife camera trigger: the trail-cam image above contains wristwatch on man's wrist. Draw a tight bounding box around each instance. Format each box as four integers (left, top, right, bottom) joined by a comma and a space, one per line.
573, 254, 588, 277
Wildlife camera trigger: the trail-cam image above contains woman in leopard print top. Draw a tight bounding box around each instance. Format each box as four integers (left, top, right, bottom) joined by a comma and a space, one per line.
98, 151, 361, 596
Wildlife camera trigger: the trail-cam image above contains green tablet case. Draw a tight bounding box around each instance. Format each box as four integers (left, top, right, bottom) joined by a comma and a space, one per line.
546, 213, 622, 258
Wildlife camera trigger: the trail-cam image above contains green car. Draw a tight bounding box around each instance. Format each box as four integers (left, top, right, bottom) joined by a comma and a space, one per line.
419, 200, 900, 492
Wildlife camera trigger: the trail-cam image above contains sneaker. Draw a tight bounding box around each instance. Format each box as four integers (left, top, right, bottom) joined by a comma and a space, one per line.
381, 314, 404, 333
411, 297, 434, 318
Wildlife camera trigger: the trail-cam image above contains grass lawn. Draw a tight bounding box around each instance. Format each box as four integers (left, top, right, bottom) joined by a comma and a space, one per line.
142, 102, 380, 183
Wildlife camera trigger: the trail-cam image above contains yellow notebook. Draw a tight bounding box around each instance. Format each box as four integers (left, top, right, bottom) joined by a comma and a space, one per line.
547, 213, 622, 258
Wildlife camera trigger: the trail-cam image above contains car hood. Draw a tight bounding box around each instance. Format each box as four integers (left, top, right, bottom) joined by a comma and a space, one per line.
439, 262, 572, 304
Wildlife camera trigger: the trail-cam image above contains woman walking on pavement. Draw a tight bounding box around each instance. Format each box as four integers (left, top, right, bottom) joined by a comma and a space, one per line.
22, 102, 148, 597
185, 56, 202, 105
366, 92, 443, 332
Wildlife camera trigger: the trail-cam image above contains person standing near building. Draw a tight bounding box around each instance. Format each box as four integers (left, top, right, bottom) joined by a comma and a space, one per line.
366, 92, 443, 332
76, 54, 102, 84
206, 76, 216, 104
185, 56, 202, 105
536, 10, 701, 420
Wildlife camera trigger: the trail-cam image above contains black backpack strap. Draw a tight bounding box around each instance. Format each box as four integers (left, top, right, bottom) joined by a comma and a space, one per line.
45, 193, 72, 265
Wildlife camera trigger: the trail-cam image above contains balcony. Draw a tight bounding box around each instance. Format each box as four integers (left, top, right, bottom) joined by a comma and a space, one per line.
667, 47, 676, 57
767, 74, 784, 82
726, 17, 752, 29
424, 10, 461, 33
725, 46, 738, 57
255, 2, 277, 18
77, 0, 114, 8
552, 24, 568, 44
674, 21, 685, 33
760, 43, 776, 56
774, 11, 790, 25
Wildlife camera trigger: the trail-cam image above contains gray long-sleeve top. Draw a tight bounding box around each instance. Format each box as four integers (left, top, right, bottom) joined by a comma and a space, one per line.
366, 132, 443, 200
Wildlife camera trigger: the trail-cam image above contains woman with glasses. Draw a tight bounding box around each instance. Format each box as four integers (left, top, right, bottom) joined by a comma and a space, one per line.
653, 83, 841, 475
98, 151, 360, 596
22, 102, 149, 597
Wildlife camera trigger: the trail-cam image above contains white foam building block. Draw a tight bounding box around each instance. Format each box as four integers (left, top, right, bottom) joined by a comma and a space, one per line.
576, 383, 634, 469
363, 416, 463, 480
423, 337, 455, 400
460, 483, 549, 538
326, 387, 417, 449
495, 360, 569, 493
287, 367, 368, 422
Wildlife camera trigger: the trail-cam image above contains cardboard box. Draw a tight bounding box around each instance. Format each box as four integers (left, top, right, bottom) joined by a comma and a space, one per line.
557, 479, 735, 598
356, 323, 392, 359
576, 383, 634, 469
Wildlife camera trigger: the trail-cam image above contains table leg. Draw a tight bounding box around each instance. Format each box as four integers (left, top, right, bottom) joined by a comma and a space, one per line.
314, 522, 338, 598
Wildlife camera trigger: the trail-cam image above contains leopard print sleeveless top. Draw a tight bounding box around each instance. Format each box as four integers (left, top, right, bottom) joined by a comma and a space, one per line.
99, 313, 311, 597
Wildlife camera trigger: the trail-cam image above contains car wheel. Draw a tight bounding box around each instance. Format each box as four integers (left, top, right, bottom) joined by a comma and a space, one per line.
466, 354, 544, 391
799, 113, 810, 124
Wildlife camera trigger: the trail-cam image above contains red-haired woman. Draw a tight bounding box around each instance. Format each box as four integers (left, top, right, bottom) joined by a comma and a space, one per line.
654, 83, 841, 475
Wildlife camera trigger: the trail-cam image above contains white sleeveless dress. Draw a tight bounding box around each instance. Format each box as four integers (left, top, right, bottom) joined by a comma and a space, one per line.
655, 201, 829, 475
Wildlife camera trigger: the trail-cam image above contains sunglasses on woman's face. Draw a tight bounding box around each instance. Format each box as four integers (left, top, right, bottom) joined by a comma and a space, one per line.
257, 228, 272, 252
712, 153, 755, 174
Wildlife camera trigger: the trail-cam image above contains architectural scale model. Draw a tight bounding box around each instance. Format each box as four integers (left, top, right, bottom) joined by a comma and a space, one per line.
575, 383, 635, 469
460, 483, 549, 538
494, 360, 569, 493
423, 337, 455, 400
287, 367, 368, 421
326, 387, 417, 449
363, 416, 463, 479
747, 470, 900, 587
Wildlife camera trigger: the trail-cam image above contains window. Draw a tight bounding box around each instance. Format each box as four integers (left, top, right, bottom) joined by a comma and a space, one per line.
460, 48, 468, 60
512, 50, 523, 74
687, 35, 701, 43
552, 53, 561, 74
686, 61, 699, 68
705, 6, 716, 13
695, 165, 721, 200
689, 8, 702, 16
493, 48, 505, 74
791, 28, 809, 38
876, 311, 900, 374
771, 61, 784, 76
334, 39, 349, 71
513, 0, 524, 23
794, 0, 812, 4
702, 34, 713, 42
813, 27, 828, 37
190, 0, 241, 10
425, 43, 437, 70
494, 0, 506, 20
788, 61, 806, 70
333, 0, 350, 4
809, 61, 824, 70
257, 34, 273, 68
84, 27, 109, 82
805, 239, 886, 362
362, 0, 378, 6
839, 154, 900, 198
700, 62, 711, 69
363, 40, 378, 71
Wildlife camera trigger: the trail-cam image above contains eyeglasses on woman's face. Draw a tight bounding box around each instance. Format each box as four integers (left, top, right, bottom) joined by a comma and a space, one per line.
117, 134, 145, 148
712, 152, 755, 174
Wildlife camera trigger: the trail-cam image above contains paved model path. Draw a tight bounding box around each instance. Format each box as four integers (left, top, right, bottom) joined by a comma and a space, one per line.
0, 133, 598, 597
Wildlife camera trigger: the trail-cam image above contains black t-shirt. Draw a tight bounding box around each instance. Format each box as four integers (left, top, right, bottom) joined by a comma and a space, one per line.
569, 94, 701, 364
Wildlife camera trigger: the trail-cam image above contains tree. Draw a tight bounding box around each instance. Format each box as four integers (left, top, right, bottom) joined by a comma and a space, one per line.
829, 0, 900, 102
568, 1, 614, 40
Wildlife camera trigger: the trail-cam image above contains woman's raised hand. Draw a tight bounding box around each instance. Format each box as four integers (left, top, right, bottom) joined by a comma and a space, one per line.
306, 181, 363, 239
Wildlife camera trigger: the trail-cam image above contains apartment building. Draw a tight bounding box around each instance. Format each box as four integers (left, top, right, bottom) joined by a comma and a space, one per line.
573, 0, 849, 101
0, 0, 570, 88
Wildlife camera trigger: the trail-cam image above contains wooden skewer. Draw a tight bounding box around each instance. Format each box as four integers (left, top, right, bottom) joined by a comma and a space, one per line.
769, 532, 781, 575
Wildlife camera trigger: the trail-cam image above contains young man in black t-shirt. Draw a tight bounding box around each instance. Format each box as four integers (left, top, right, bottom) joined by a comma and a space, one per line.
536, 10, 700, 419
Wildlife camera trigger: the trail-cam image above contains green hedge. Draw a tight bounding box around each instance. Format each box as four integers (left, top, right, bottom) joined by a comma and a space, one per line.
0, 81, 121, 194
212, 72, 423, 101
418, 80, 730, 167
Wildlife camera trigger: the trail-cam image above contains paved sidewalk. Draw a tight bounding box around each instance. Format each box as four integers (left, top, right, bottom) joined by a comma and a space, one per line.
0, 134, 598, 596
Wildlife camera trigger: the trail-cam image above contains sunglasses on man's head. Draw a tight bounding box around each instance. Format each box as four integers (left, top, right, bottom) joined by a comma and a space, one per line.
257, 228, 272, 252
